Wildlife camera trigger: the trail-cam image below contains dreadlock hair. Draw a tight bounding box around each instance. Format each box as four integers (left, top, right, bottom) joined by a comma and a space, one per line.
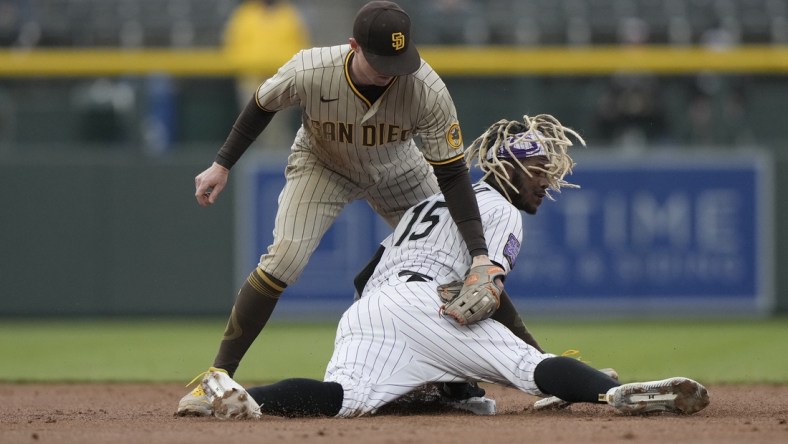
465, 114, 586, 203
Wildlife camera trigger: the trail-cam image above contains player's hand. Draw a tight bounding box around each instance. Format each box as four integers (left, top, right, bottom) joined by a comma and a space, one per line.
470, 255, 503, 286
471, 254, 492, 268
440, 263, 505, 325
471, 254, 505, 291
195, 162, 230, 207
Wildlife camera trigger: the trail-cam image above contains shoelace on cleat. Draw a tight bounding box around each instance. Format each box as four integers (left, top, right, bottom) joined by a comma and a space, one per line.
185, 367, 228, 388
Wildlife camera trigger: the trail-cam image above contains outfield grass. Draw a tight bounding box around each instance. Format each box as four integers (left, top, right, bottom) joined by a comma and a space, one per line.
1, 317, 786, 384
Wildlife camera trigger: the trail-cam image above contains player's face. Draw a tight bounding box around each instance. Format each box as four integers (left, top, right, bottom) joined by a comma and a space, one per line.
508, 157, 550, 215
348, 38, 395, 86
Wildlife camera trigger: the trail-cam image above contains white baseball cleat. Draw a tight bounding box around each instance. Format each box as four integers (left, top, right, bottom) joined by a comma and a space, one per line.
177, 385, 213, 416
604, 377, 710, 415
533, 367, 619, 411
444, 396, 497, 416
532, 393, 570, 411
177, 367, 227, 417
200, 370, 262, 420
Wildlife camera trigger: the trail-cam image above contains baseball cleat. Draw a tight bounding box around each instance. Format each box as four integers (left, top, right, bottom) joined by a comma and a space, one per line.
201, 370, 262, 420
532, 394, 570, 411
443, 396, 497, 416
604, 377, 710, 415
177, 384, 213, 416
439, 382, 496, 415
177, 367, 228, 417
533, 367, 619, 411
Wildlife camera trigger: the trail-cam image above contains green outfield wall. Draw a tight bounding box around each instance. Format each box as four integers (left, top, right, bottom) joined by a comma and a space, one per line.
0, 156, 237, 315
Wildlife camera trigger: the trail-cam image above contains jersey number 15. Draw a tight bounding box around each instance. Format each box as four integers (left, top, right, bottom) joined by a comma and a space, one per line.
394, 200, 448, 246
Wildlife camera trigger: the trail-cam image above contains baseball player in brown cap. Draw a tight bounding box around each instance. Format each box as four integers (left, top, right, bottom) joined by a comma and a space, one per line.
181, 1, 534, 416
352, 0, 421, 75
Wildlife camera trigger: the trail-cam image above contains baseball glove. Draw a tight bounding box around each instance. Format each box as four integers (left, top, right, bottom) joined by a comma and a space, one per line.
439, 265, 505, 325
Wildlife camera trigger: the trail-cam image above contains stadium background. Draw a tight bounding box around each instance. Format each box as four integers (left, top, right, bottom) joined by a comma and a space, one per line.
0, 0, 786, 320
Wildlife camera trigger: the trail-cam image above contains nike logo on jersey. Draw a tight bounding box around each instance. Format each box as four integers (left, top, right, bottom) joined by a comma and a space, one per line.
320, 96, 339, 103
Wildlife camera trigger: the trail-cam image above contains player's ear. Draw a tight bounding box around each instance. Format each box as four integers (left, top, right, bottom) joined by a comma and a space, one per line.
349, 38, 360, 51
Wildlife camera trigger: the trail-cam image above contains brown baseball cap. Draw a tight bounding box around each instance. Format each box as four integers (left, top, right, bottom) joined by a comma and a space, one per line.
353, 1, 421, 76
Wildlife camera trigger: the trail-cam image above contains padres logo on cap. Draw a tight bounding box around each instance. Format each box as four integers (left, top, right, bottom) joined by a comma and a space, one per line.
446, 123, 463, 149
391, 32, 405, 51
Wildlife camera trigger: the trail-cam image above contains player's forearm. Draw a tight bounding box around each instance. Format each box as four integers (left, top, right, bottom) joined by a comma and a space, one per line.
491, 289, 545, 353
215, 97, 276, 169
433, 160, 489, 257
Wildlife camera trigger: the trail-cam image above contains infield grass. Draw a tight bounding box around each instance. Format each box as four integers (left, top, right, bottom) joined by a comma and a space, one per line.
0, 317, 786, 384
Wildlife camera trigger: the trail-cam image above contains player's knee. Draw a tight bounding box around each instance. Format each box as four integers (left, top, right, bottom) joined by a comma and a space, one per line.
260, 239, 314, 283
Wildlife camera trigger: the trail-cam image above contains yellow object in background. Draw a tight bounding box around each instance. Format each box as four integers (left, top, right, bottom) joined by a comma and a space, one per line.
222, 0, 311, 77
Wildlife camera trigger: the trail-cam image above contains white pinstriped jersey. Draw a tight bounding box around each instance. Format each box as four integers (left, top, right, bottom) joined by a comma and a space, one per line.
256, 44, 466, 179
324, 181, 551, 417
362, 182, 524, 294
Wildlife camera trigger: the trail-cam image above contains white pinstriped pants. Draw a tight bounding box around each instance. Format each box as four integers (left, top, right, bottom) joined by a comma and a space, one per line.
324, 274, 552, 417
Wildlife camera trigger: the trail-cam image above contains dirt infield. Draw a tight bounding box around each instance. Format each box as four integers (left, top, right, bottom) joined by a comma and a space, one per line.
2, 383, 786, 444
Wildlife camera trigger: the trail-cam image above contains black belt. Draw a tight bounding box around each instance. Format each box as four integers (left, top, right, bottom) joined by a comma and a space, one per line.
398, 270, 433, 282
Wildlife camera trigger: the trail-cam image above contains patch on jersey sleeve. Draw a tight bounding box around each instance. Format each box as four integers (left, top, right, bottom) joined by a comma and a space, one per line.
446, 123, 463, 149
503, 233, 521, 269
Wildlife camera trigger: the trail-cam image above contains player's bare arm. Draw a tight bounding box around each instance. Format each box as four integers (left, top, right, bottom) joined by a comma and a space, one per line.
194, 162, 229, 207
